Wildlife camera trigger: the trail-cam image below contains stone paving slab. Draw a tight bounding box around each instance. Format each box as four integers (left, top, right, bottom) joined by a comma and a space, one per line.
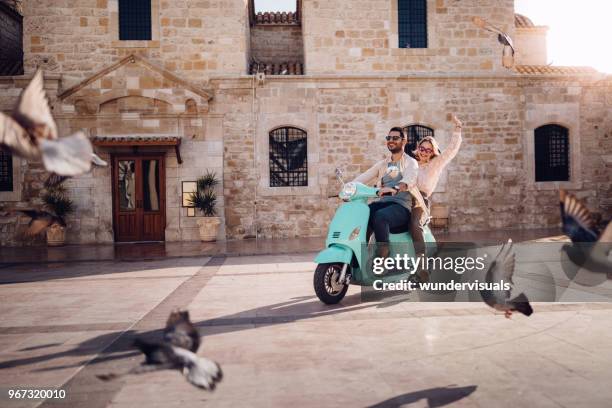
1, 249, 612, 407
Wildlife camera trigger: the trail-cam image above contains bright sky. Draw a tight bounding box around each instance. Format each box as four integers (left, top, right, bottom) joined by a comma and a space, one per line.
515, 0, 612, 73
254, 0, 295, 12
254, 1, 612, 74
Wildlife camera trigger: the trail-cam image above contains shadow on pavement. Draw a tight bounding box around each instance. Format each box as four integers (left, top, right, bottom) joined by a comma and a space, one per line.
1, 293, 380, 371
366, 385, 477, 408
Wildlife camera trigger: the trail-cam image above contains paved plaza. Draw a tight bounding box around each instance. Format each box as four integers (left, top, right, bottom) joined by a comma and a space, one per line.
1, 235, 612, 407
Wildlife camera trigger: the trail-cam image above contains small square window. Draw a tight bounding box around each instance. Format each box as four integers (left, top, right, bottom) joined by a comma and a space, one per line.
119, 0, 152, 41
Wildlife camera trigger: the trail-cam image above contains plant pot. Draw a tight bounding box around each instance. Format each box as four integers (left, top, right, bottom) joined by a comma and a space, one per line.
46, 224, 66, 247
196, 217, 221, 242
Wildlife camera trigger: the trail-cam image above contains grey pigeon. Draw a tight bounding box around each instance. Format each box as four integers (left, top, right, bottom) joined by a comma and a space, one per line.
0, 69, 93, 176
97, 309, 222, 391
559, 189, 611, 275
472, 16, 515, 68
480, 239, 533, 318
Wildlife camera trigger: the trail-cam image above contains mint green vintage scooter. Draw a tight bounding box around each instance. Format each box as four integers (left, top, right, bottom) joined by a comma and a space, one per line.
313, 169, 436, 304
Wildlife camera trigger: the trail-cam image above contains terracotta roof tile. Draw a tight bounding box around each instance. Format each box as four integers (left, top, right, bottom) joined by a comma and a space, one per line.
92, 135, 181, 143
514, 65, 597, 75
255, 11, 298, 25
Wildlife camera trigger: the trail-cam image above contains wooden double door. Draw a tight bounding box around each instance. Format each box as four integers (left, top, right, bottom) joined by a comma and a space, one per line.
112, 155, 166, 242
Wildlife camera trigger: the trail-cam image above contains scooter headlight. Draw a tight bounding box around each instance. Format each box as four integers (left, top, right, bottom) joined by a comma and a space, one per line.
349, 226, 361, 240
339, 182, 357, 201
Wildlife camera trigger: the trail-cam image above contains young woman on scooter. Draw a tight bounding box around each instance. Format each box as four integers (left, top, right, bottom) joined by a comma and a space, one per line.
409, 115, 463, 280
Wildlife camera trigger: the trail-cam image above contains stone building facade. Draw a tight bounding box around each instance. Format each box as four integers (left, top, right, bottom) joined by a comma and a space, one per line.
0, 0, 610, 245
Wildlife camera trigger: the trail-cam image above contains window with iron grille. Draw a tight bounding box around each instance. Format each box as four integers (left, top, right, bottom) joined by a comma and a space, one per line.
0, 150, 13, 192
403, 124, 434, 158
269, 127, 308, 187
534, 124, 569, 182
398, 0, 428, 48
119, 0, 152, 40
0, 2, 24, 76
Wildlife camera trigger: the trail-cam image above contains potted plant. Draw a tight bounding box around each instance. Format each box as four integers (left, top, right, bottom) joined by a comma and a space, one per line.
188, 171, 221, 241
42, 178, 75, 246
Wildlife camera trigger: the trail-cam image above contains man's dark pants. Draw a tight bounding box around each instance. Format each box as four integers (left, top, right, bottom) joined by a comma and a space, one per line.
367, 201, 411, 243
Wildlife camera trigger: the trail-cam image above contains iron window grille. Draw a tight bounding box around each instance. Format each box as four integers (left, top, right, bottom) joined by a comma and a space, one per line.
0, 150, 13, 192
269, 127, 308, 187
403, 124, 434, 158
119, 0, 152, 41
534, 124, 569, 182
0, 2, 24, 76
398, 0, 428, 48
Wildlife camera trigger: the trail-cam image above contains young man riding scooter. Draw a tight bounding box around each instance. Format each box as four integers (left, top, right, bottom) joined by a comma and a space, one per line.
352, 127, 426, 260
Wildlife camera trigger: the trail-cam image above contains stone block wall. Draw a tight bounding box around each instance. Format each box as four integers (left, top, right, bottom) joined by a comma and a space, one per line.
250, 24, 303, 65
302, 0, 515, 74
514, 27, 548, 66
22, 0, 250, 87
217, 74, 611, 240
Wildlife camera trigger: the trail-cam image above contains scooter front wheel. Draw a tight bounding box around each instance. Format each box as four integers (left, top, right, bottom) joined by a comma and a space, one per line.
314, 263, 349, 304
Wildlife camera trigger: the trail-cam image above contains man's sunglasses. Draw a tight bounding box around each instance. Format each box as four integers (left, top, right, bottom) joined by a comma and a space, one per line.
418, 146, 434, 154
385, 135, 403, 141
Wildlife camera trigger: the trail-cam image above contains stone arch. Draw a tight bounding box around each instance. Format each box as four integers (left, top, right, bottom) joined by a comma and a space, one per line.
74, 99, 96, 115
99, 95, 172, 114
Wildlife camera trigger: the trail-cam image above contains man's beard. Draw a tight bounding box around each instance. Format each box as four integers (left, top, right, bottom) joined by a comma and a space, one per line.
387, 145, 403, 154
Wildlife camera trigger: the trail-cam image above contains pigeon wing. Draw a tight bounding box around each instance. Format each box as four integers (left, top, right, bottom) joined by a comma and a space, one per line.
171, 347, 223, 390
38, 131, 93, 176
599, 221, 612, 243
13, 69, 58, 140
91, 153, 108, 167
559, 190, 598, 242
0, 112, 40, 159
481, 239, 515, 307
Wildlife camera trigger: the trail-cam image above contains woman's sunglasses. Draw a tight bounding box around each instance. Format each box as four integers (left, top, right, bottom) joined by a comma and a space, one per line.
418, 146, 434, 154
385, 135, 403, 141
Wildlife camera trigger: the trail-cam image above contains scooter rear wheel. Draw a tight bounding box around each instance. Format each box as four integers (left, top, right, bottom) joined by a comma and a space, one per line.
314, 263, 349, 304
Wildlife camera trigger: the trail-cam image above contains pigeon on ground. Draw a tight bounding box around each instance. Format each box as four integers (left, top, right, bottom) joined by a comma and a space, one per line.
472, 16, 515, 69
559, 189, 611, 274
97, 310, 222, 391
0, 69, 93, 176
480, 239, 533, 318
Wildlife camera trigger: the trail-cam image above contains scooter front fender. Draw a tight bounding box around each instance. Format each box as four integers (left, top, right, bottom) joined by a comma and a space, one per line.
314, 244, 354, 265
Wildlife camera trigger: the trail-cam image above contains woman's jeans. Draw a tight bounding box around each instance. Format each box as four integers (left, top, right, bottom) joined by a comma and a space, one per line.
409, 192, 430, 257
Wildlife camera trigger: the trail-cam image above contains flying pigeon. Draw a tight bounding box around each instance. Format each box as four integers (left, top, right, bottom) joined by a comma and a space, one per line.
559, 189, 611, 274
97, 310, 222, 391
480, 239, 533, 318
472, 16, 515, 69
0, 69, 93, 176
43, 153, 108, 188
